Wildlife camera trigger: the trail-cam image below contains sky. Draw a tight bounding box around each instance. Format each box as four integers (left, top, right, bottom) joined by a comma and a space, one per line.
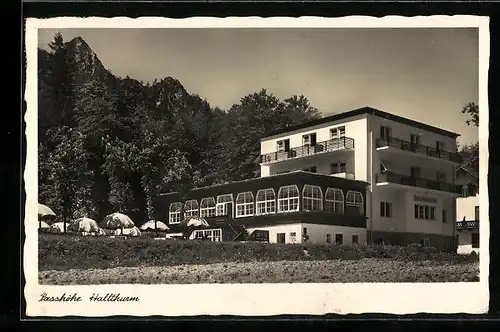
38, 28, 479, 146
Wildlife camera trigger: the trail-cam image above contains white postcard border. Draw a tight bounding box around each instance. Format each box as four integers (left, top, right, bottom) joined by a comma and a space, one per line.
24, 15, 490, 317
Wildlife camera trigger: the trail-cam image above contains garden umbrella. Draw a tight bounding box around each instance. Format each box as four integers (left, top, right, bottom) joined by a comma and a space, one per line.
38, 203, 56, 229
139, 220, 169, 237
180, 216, 210, 239
100, 212, 135, 235
181, 216, 210, 228
38, 203, 56, 218
68, 218, 101, 235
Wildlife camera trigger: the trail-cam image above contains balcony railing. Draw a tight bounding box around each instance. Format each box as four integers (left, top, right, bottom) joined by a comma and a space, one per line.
376, 137, 461, 163
456, 220, 479, 230
375, 172, 462, 194
261, 137, 355, 164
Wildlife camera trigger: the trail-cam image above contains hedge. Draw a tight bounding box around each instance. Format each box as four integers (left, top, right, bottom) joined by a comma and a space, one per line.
38, 233, 479, 271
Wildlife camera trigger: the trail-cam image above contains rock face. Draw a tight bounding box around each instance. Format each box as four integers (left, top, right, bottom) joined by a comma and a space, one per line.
38, 36, 201, 119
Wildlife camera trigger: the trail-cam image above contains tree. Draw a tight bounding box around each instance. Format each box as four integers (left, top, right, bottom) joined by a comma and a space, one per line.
39, 127, 94, 231
211, 89, 321, 181
458, 102, 479, 174
461, 102, 479, 127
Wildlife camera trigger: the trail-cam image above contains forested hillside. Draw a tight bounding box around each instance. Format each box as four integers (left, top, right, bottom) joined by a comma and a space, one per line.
38, 33, 322, 223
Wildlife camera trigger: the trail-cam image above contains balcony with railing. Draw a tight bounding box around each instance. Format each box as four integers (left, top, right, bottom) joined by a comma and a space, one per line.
456, 220, 479, 230
376, 137, 461, 163
260, 137, 355, 164
375, 172, 462, 194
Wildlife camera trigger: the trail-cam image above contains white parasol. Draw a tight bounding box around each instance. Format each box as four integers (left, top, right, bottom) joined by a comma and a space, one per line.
68, 217, 101, 234
100, 212, 135, 235
139, 220, 169, 232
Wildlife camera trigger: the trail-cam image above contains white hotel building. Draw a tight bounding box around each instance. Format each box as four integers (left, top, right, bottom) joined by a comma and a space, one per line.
259, 106, 462, 250
162, 106, 462, 251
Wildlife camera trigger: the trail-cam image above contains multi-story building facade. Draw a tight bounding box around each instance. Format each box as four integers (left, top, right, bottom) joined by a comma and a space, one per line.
455, 165, 480, 254
161, 106, 462, 251
259, 107, 462, 250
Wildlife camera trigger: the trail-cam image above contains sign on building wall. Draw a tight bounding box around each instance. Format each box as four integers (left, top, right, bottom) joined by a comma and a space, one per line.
413, 195, 438, 204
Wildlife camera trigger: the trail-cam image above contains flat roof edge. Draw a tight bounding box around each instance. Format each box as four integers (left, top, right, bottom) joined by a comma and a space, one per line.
261, 106, 461, 141
159, 171, 369, 196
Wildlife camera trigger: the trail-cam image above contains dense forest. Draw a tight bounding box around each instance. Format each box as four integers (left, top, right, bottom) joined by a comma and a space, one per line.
37, 33, 322, 224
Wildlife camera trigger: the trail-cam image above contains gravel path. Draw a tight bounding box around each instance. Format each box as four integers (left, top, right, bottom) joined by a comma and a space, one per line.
39, 259, 479, 284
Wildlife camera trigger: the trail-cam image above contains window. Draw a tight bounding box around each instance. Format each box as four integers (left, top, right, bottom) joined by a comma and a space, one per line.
256, 188, 276, 215
436, 172, 446, 182
436, 141, 445, 151
169, 202, 182, 224
236, 191, 254, 218
184, 200, 199, 218
414, 204, 436, 220
330, 126, 346, 139
475, 206, 479, 220
442, 209, 447, 223
289, 232, 297, 243
303, 166, 317, 173
193, 229, 222, 242
302, 185, 323, 211
352, 235, 359, 244
335, 234, 343, 245
346, 191, 364, 215
410, 166, 421, 179
200, 197, 216, 218
303, 227, 308, 235
277, 139, 290, 152
302, 133, 317, 146
216, 194, 233, 217
380, 202, 392, 217
277, 185, 300, 213
380, 126, 392, 141
331, 161, 347, 174
462, 185, 469, 198
410, 134, 420, 149
471, 233, 479, 248
325, 188, 344, 213
326, 234, 331, 243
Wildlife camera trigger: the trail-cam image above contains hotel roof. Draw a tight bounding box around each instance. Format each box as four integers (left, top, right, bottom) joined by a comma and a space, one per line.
159, 170, 369, 197
262, 106, 461, 140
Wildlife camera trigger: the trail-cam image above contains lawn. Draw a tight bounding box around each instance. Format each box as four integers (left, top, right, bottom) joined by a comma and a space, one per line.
38, 233, 479, 284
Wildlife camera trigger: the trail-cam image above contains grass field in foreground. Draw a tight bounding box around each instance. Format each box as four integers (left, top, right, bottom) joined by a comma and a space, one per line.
39, 259, 479, 284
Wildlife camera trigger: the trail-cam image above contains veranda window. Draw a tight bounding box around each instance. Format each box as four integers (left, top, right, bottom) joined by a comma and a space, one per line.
346, 191, 364, 215
325, 188, 344, 213
236, 191, 255, 217
302, 185, 323, 211
200, 197, 216, 218
184, 200, 199, 218
277, 185, 300, 213
169, 202, 182, 224
256, 188, 276, 215
216, 194, 234, 217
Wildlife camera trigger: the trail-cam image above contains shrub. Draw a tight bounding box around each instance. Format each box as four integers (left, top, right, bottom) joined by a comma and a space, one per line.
38, 234, 479, 271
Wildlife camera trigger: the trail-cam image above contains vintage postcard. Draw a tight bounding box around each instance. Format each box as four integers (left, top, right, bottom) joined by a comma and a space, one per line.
24, 16, 489, 317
